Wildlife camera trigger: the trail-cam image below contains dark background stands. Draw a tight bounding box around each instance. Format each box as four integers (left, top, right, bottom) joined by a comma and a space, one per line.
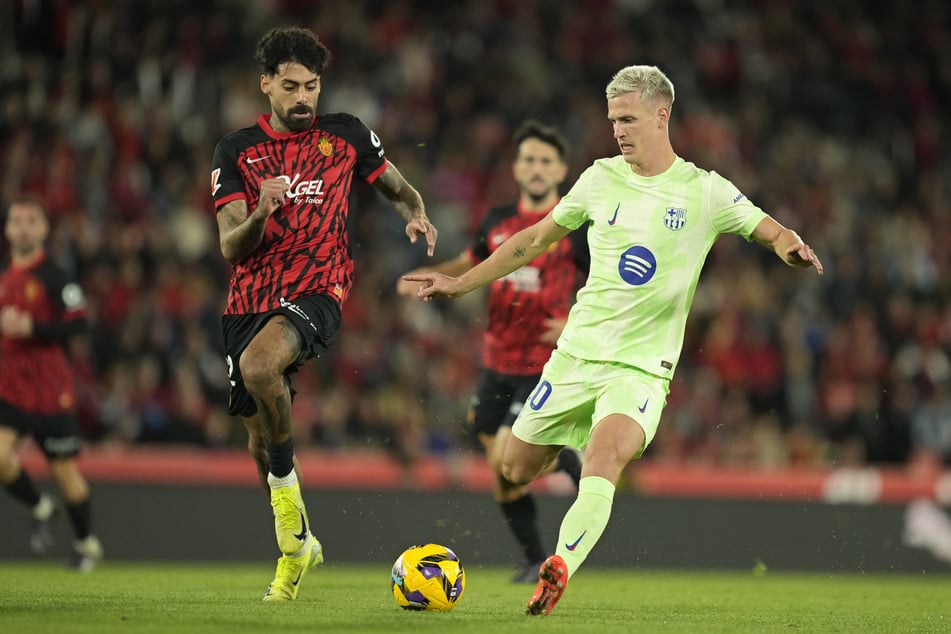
1, 0, 948, 471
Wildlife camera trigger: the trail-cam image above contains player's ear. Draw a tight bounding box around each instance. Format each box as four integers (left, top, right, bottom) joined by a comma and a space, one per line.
260, 74, 270, 95
657, 106, 670, 128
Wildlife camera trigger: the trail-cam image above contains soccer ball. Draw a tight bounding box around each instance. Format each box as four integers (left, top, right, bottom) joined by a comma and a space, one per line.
391, 543, 466, 612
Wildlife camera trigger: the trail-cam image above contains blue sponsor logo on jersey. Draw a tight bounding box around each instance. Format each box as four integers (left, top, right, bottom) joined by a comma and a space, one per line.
664, 207, 687, 231
618, 246, 656, 286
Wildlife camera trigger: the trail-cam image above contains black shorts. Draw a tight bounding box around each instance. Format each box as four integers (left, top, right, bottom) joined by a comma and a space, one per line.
0, 399, 82, 459
467, 369, 542, 438
221, 293, 342, 418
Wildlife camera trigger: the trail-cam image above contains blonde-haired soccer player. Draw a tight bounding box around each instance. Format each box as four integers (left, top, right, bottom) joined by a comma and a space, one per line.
404, 64, 823, 616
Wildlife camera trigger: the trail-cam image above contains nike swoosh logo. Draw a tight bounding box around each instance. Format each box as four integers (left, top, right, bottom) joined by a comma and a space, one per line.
565, 530, 587, 551
607, 203, 620, 225
291, 568, 304, 586
246, 155, 270, 164
293, 511, 308, 542
638, 399, 649, 413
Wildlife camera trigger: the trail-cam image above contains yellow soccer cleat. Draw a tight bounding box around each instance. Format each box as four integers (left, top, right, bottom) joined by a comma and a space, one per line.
262, 534, 324, 601
270, 481, 311, 555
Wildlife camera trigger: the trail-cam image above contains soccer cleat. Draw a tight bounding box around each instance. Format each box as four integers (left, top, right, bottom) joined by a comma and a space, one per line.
68, 535, 103, 572
525, 554, 568, 616
30, 502, 59, 556
511, 560, 546, 584
262, 534, 324, 601
270, 481, 311, 555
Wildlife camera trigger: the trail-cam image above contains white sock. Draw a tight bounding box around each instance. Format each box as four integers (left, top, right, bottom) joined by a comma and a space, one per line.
267, 471, 299, 489
75, 535, 102, 555
33, 495, 54, 521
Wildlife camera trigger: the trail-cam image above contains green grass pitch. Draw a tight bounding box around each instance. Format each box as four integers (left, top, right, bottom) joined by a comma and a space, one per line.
1, 562, 948, 633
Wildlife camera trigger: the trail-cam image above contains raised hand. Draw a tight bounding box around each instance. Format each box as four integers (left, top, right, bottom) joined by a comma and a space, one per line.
405, 212, 438, 257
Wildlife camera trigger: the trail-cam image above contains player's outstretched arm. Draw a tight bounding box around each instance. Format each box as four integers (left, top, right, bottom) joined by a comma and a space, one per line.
752, 216, 824, 275
404, 213, 571, 300
373, 161, 437, 256
396, 252, 473, 297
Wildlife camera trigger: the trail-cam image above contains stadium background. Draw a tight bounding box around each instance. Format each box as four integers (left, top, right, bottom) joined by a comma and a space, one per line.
1, 0, 949, 570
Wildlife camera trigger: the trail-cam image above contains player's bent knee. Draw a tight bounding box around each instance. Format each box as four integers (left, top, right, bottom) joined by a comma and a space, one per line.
486, 450, 506, 474
238, 355, 281, 396
501, 461, 537, 486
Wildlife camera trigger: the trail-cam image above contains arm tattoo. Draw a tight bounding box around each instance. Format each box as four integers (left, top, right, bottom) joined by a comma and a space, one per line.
373, 163, 424, 221
374, 167, 402, 200
218, 201, 266, 263
219, 208, 242, 231
514, 246, 527, 259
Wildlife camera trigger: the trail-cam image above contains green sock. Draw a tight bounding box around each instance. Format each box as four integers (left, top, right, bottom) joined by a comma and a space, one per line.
555, 476, 615, 578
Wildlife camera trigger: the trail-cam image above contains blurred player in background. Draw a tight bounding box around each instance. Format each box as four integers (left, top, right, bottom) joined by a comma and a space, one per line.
398, 120, 587, 583
0, 196, 103, 571
211, 26, 437, 602
405, 64, 824, 616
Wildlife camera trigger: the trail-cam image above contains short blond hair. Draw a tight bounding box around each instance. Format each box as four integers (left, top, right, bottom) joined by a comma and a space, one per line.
605, 65, 675, 107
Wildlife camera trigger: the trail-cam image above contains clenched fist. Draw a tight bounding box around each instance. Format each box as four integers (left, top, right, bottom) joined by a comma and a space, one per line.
257, 178, 289, 217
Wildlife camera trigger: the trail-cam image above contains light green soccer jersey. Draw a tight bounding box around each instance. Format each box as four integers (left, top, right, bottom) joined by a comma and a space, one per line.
552, 155, 767, 378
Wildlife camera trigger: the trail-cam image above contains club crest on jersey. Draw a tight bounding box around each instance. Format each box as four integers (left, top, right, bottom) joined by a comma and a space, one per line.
318, 137, 333, 157
664, 207, 687, 231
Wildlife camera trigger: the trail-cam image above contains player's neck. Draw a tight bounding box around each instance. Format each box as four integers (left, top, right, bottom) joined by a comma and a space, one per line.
11, 248, 44, 268
628, 147, 677, 178
518, 193, 559, 215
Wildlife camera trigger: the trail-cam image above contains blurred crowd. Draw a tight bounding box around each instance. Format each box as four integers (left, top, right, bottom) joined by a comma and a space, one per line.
1, 0, 949, 470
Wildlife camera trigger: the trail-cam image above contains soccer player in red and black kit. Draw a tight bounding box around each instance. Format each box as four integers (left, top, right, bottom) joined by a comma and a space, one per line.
211, 26, 437, 602
398, 120, 587, 583
0, 196, 103, 571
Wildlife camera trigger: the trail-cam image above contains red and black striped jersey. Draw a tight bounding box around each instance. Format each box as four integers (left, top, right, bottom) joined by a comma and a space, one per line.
468, 202, 589, 375
0, 252, 87, 414
211, 113, 387, 314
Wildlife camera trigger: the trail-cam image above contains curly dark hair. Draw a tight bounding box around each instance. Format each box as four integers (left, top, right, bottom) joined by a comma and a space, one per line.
513, 119, 569, 160
254, 26, 332, 76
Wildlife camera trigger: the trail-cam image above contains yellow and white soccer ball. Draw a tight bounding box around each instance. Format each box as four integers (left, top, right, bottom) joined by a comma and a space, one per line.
391, 543, 466, 612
